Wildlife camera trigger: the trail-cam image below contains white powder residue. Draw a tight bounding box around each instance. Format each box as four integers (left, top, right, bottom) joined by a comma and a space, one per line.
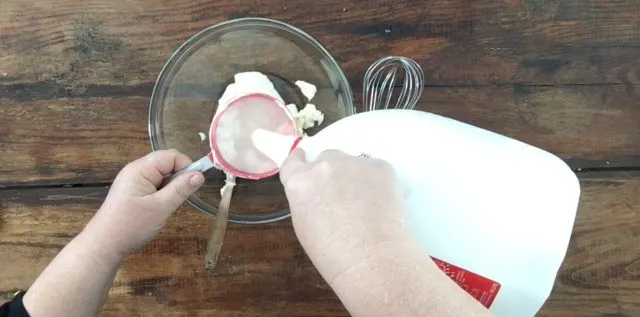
285, 103, 299, 116
289, 103, 324, 135
295, 80, 317, 101
217, 83, 238, 109
286, 80, 324, 136
218, 72, 285, 117
234, 72, 283, 103
299, 104, 324, 127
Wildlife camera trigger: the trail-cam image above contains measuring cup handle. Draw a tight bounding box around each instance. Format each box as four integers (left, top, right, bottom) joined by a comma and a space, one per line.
160, 155, 215, 189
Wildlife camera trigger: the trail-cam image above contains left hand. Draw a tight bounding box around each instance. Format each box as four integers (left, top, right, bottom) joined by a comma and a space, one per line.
80, 150, 205, 262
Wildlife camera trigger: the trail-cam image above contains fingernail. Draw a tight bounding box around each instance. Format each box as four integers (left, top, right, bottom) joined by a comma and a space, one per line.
190, 174, 205, 188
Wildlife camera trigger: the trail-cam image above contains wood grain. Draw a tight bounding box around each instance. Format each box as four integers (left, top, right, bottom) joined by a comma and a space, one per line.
3, 84, 640, 188
0, 186, 347, 316
2, 173, 640, 316
2, 1, 638, 316
1, 0, 640, 90
538, 171, 640, 317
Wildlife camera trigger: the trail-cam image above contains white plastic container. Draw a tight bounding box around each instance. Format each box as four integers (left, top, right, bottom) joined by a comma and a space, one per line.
253, 109, 581, 317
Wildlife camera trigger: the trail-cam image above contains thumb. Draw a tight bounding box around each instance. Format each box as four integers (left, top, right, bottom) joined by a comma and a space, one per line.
154, 172, 205, 212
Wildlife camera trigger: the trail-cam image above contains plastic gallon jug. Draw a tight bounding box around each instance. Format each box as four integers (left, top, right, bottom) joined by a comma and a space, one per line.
252, 109, 581, 317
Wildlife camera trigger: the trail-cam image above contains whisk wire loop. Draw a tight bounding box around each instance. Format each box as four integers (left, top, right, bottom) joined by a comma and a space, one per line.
362, 56, 424, 112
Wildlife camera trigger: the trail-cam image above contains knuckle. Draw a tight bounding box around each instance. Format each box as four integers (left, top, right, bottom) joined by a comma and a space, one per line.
316, 149, 345, 162
119, 162, 138, 177
171, 182, 190, 201
377, 162, 397, 178
149, 149, 179, 161
312, 159, 337, 175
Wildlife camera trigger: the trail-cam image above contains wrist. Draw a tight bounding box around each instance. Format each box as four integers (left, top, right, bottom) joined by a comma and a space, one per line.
302, 223, 412, 285
74, 226, 126, 267
326, 238, 441, 317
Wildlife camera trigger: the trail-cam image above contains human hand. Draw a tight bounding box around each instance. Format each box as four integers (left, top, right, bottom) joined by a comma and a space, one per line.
279, 149, 406, 283
80, 150, 205, 262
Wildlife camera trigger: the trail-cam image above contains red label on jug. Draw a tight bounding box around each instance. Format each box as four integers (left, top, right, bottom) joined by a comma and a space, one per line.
431, 257, 501, 308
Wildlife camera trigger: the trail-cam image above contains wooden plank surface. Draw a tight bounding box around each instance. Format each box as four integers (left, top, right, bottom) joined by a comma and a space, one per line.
538, 172, 640, 317
3, 84, 640, 186
2, 0, 640, 316
1, 0, 640, 88
1, 173, 640, 316
2, 0, 640, 187
0, 186, 347, 316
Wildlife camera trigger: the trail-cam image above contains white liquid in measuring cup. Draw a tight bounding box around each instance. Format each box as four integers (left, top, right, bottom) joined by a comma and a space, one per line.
214, 94, 296, 175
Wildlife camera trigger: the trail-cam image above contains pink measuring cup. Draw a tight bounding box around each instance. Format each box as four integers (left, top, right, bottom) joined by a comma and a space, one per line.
162, 93, 298, 185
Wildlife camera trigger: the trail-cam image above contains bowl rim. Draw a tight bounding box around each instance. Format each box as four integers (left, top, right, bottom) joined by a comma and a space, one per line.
148, 17, 355, 224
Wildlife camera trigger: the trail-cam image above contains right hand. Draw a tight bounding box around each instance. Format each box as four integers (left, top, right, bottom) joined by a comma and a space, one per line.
279, 149, 406, 283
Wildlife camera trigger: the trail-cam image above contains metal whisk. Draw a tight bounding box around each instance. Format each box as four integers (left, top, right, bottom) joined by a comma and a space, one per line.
362, 56, 424, 112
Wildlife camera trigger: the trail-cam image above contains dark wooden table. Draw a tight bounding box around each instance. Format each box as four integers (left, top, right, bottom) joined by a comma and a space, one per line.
1, 1, 640, 316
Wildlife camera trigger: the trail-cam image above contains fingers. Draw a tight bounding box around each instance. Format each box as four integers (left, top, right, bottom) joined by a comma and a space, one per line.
153, 172, 205, 212
279, 149, 354, 185
279, 148, 308, 184
146, 149, 193, 175
132, 150, 194, 187
316, 149, 348, 162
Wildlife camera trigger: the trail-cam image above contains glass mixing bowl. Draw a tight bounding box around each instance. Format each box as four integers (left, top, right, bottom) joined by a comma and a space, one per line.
149, 18, 355, 224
